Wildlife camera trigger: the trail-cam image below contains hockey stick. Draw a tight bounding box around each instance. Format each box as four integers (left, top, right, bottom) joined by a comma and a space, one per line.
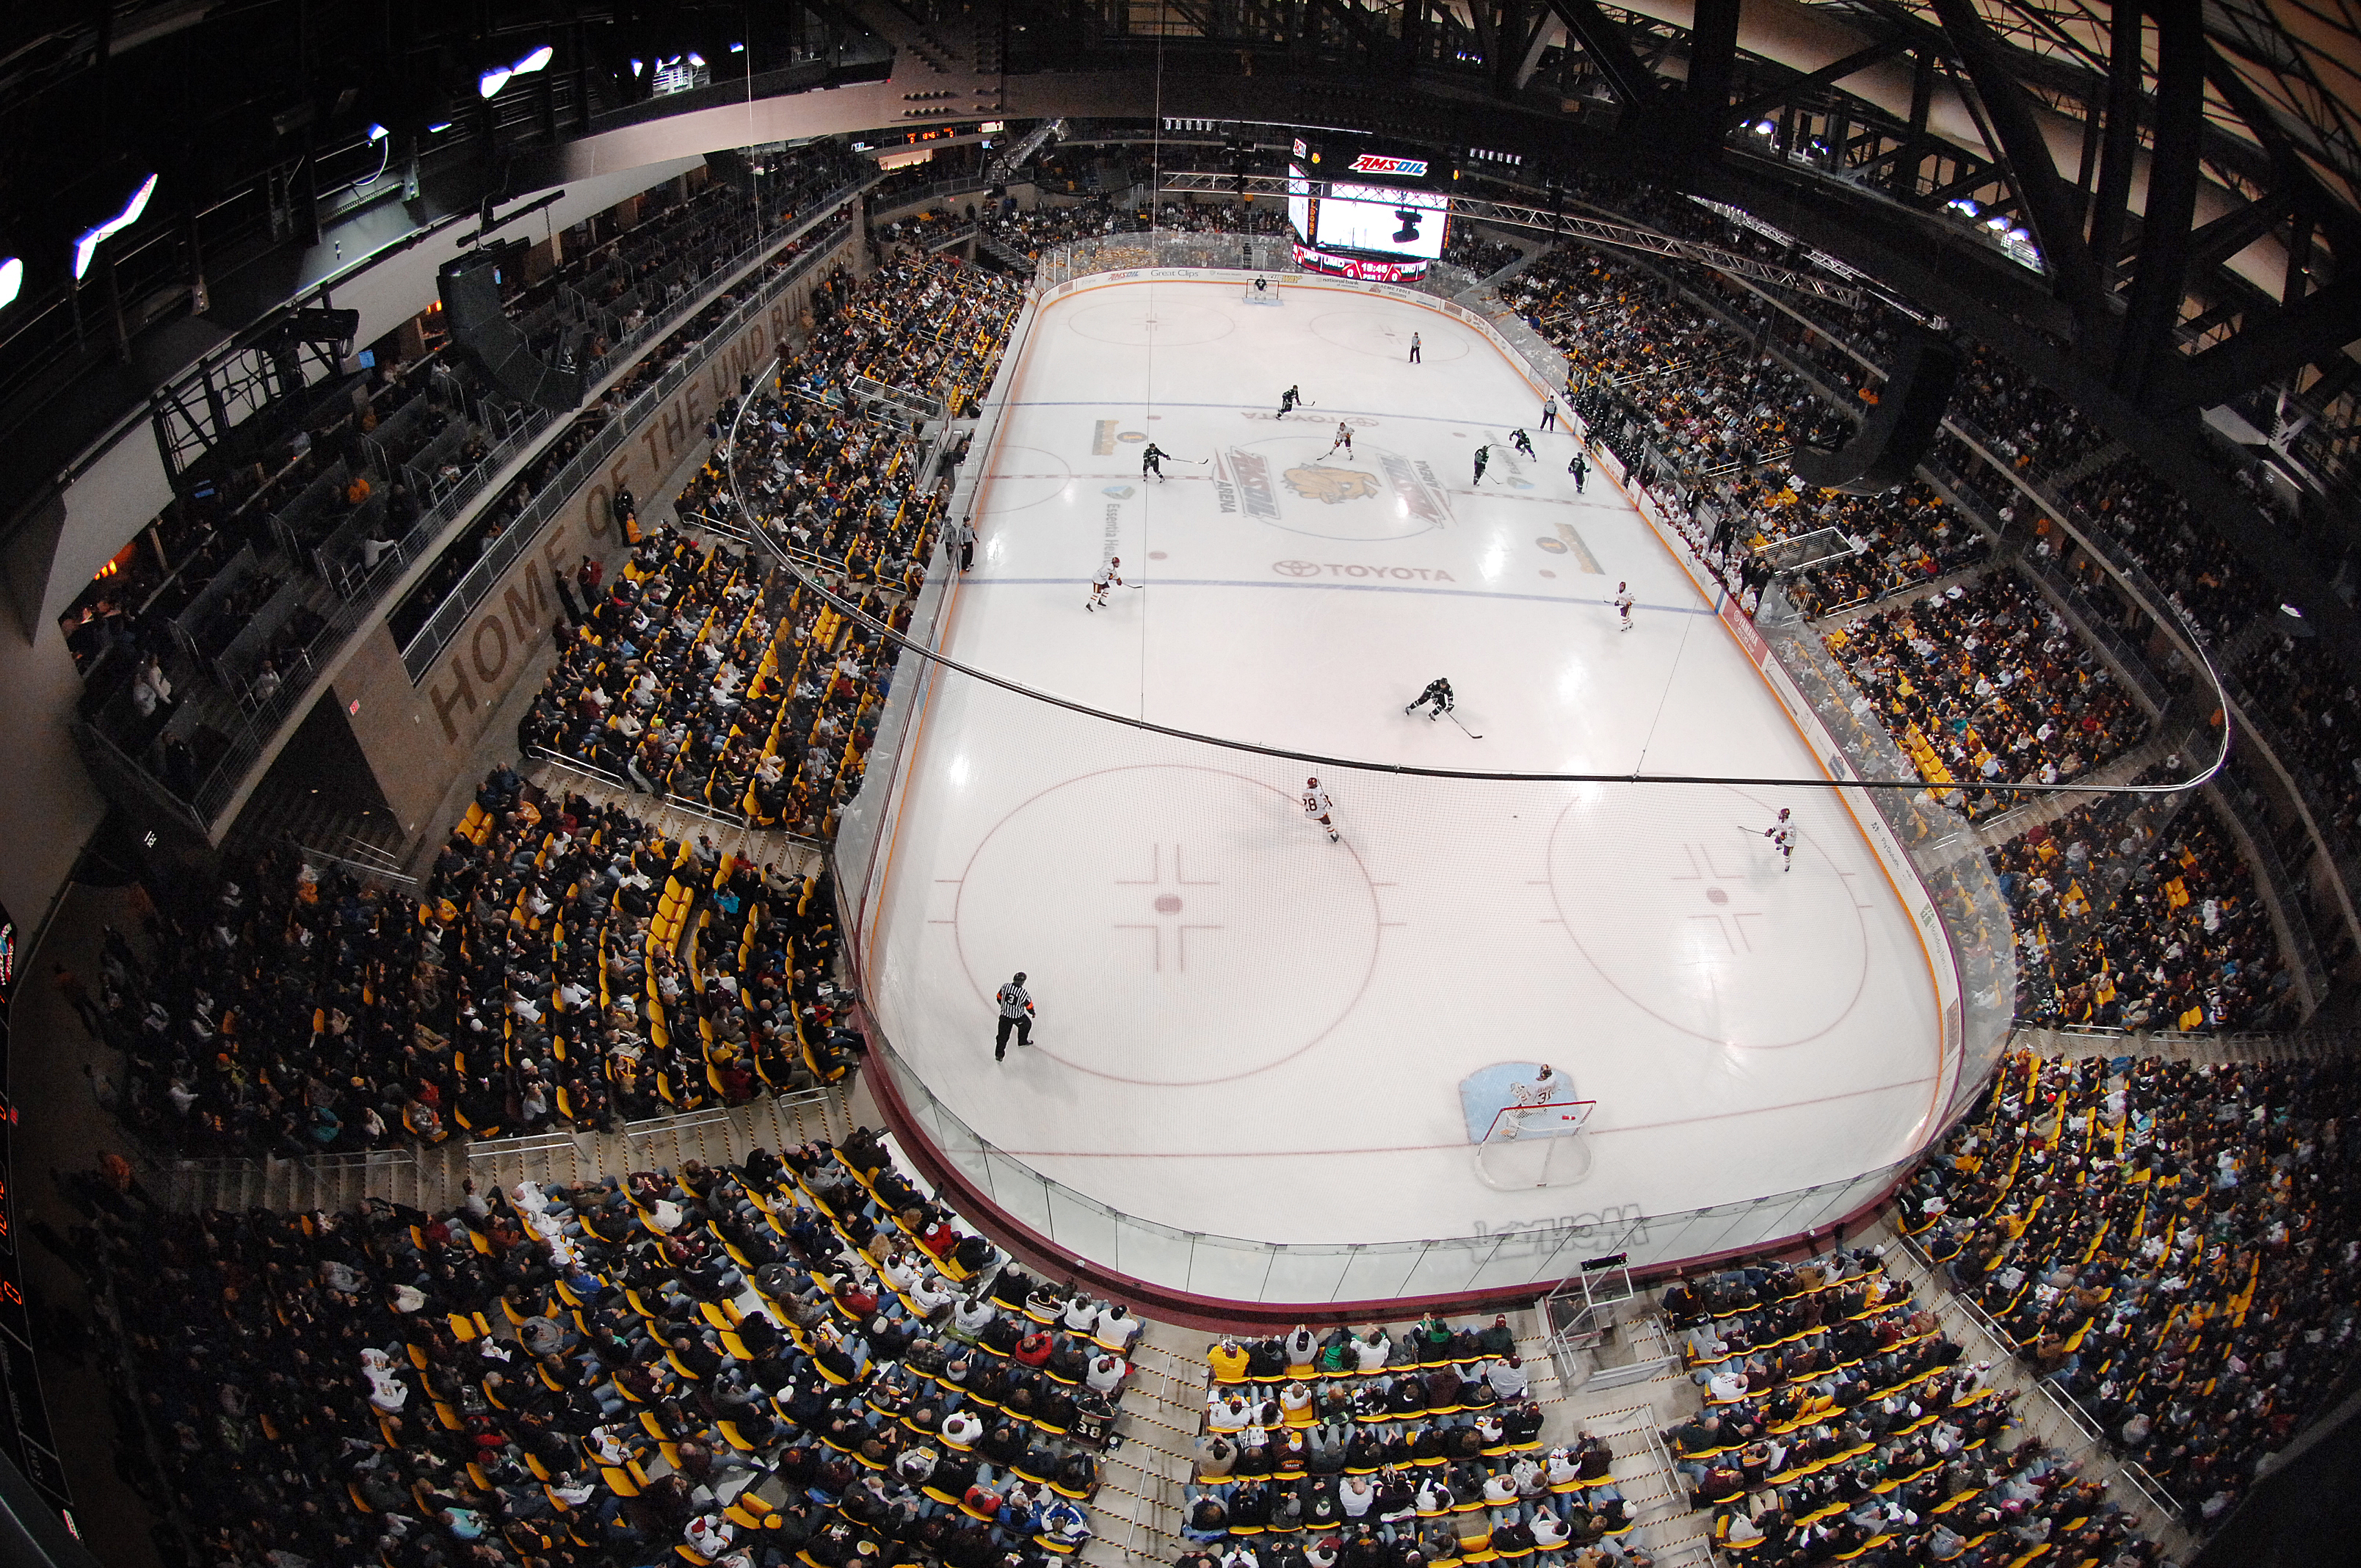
1445, 711, 1484, 740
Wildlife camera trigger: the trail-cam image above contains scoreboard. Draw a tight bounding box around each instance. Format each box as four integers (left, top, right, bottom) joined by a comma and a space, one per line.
1286, 139, 1453, 282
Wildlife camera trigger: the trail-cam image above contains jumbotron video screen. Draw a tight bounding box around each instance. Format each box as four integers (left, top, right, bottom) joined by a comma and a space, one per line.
1287, 139, 1451, 281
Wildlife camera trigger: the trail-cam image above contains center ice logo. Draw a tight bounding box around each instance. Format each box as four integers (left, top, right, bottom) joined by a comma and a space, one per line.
1283, 465, 1380, 505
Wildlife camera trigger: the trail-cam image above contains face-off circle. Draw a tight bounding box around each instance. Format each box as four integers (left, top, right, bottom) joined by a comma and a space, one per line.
1308, 309, 1471, 361
1545, 785, 1869, 1048
982, 445, 1077, 512
1066, 300, 1236, 347
954, 765, 1382, 1085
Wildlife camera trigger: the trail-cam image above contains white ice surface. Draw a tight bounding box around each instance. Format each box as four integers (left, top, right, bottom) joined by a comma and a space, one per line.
859, 277, 1945, 1290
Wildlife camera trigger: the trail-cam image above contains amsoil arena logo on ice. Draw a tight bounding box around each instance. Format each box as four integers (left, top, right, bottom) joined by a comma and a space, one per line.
1227, 450, 1282, 520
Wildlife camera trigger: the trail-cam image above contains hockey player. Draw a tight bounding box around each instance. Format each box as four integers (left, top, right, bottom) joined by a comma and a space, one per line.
1086, 556, 1124, 611
1500, 1064, 1565, 1139
1404, 676, 1454, 719
1511, 427, 1535, 460
1472, 444, 1491, 486
1142, 443, 1170, 482
1612, 581, 1634, 631
1763, 807, 1795, 871
1301, 777, 1340, 843
1408, 332, 1421, 364
1323, 422, 1354, 460
1277, 384, 1302, 418
1568, 451, 1588, 493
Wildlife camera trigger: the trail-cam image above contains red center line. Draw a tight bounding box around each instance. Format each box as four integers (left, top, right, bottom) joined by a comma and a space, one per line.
990, 1075, 1936, 1159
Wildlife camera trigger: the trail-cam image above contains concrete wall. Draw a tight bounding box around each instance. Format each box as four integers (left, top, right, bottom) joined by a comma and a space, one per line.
334, 231, 855, 836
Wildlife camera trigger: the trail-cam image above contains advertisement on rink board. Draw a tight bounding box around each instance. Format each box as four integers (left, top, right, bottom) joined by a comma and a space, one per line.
1289, 243, 1430, 283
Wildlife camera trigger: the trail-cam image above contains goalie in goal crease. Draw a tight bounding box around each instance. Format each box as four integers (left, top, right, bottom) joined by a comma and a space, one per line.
1494, 1064, 1590, 1140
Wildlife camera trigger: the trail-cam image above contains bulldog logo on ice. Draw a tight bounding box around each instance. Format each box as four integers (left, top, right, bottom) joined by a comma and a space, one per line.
1283, 465, 1380, 505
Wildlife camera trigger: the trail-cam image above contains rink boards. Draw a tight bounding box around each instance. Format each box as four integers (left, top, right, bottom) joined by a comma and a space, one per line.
849, 268, 1957, 1301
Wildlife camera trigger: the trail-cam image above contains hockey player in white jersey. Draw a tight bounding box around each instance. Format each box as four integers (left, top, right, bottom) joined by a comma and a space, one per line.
1613, 581, 1634, 631
1322, 422, 1354, 460
1301, 777, 1340, 842
1763, 807, 1795, 871
1086, 556, 1124, 611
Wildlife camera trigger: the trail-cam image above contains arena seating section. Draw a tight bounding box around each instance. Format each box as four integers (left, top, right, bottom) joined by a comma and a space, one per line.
1178, 1315, 1629, 1558
64, 143, 869, 807
1819, 575, 2150, 815
1498, 247, 1990, 620
1987, 774, 2293, 1031
111, 771, 852, 1153
519, 253, 1020, 833
1903, 1048, 2361, 1530
103, 1128, 1136, 1566
1658, 1251, 2158, 1564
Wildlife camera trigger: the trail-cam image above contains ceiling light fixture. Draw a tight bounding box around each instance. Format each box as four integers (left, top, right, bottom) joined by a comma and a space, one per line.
73, 173, 159, 280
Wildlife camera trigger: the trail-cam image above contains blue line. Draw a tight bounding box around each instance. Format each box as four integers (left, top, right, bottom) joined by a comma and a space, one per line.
972, 575, 1717, 616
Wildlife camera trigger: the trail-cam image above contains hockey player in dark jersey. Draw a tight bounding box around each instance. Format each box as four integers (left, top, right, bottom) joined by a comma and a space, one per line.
1404, 677, 1454, 719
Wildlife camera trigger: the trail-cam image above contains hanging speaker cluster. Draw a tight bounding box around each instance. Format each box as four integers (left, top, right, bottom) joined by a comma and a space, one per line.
1790, 333, 1961, 496
437, 246, 587, 413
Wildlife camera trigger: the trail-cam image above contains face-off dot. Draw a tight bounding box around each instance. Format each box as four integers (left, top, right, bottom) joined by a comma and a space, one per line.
1154, 894, 1183, 913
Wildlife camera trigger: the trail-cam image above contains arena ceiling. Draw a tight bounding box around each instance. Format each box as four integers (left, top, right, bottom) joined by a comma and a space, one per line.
1, 0, 2357, 644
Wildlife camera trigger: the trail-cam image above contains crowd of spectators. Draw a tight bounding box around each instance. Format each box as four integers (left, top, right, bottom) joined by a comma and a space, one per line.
1821, 574, 2150, 816
1660, 1249, 2159, 1567
1550, 175, 2361, 954
101, 766, 849, 1154
388, 184, 864, 650
1498, 244, 1989, 618
1901, 1049, 2361, 1528
1987, 775, 2293, 1032
1180, 1315, 1642, 1566
2219, 630, 2361, 849
1443, 228, 1524, 278
107, 1128, 1137, 1568
519, 252, 1017, 837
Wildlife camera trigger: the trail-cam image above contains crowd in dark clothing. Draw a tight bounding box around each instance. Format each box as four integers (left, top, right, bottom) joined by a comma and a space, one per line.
1902, 1050, 2361, 1529
1821, 575, 2150, 818
101, 766, 849, 1153
106, 1128, 1131, 1568
1661, 1249, 2158, 1567
1988, 777, 2293, 1032
1497, 244, 1987, 618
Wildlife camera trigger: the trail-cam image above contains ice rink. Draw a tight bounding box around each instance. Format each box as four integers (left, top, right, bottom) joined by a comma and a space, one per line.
857, 273, 1951, 1293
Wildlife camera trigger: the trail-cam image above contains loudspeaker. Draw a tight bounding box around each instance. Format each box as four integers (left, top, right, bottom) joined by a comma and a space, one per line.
437, 247, 586, 413
1790, 333, 1960, 496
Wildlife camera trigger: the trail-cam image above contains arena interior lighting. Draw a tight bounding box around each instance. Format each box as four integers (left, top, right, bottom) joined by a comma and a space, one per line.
72, 173, 158, 280
0, 256, 20, 309
479, 45, 554, 98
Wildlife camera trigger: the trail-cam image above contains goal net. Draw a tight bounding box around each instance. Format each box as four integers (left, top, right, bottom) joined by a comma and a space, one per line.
1482, 1097, 1597, 1142
1241, 277, 1284, 305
